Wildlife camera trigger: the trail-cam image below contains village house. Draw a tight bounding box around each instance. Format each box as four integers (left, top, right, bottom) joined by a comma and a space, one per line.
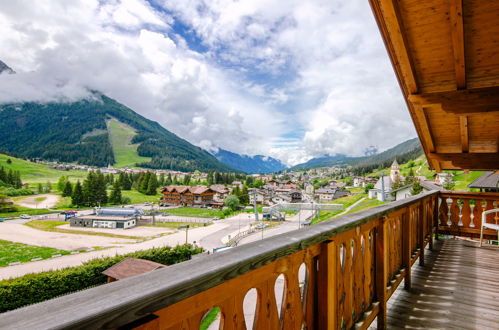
315, 187, 350, 202
210, 184, 231, 202
248, 188, 270, 205
467, 171, 499, 193
159, 185, 220, 208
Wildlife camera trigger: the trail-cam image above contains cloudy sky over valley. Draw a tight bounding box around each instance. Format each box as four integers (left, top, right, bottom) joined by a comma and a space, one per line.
0, 0, 416, 165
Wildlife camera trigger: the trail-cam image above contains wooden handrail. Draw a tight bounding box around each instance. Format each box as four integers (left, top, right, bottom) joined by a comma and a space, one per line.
0, 191, 440, 330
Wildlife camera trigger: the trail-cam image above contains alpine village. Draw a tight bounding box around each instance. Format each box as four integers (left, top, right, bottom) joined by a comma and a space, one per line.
0, 1, 498, 330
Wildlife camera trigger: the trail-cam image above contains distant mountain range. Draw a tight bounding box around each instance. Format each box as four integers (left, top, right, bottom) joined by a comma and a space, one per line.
212, 148, 287, 174
291, 138, 422, 171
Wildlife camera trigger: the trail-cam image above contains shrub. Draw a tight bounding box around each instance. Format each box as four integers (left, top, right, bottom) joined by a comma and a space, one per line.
0, 244, 203, 313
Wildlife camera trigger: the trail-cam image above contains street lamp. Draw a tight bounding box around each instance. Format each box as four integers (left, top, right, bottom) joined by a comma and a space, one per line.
178, 225, 190, 244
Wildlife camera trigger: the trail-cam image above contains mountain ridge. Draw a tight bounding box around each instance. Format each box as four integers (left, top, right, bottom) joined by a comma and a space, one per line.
212, 148, 287, 174
0, 91, 235, 172
291, 138, 422, 171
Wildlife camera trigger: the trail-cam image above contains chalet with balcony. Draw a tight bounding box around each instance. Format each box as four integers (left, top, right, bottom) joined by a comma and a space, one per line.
159, 185, 216, 207
209, 184, 231, 202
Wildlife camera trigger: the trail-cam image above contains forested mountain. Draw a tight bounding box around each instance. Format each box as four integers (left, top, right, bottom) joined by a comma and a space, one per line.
0, 93, 234, 172
212, 148, 287, 174
291, 138, 423, 171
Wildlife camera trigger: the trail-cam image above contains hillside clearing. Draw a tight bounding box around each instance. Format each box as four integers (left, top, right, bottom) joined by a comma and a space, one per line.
107, 119, 151, 168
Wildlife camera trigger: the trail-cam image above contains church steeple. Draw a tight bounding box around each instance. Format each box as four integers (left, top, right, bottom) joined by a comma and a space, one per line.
390, 159, 400, 182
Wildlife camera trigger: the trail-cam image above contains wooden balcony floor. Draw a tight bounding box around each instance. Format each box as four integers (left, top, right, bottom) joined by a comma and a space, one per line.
372, 239, 499, 329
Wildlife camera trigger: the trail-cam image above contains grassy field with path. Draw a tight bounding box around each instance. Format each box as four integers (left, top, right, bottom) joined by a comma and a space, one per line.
107, 119, 151, 168
0, 239, 70, 267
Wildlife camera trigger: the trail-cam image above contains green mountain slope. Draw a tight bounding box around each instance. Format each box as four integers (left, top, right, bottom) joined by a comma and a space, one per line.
0, 93, 234, 172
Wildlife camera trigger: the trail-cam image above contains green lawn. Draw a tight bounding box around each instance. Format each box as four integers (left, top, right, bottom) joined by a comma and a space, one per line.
0, 239, 70, 267
163, 207, 226, 218
345, 199, 388, 214
24, 221, 143, 240
314, 194, 366, 224
0, 153, 87, 185
121, 190, 161, 204
450, 170, 484, 191
107, 119, 151, 168
200, 307, 221, 330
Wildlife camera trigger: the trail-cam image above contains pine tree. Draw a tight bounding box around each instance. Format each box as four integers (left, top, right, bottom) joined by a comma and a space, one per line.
72, 181, 84, 207
410, 181, 423, 196
96, 171, 108, 205
62, 181, 73, 197
45, 181, 52, 193
165, 173, 172, 186
37, 183, 44, 194
240, 185, 249, 204
159, 173, 165, 186
57, 176, 67, 192
146, 173, 158, 195
110, 181, 122, 204
183, 175, 191, 185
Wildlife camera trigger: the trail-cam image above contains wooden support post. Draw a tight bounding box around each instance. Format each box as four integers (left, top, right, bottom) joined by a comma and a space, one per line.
401, 211, 411, 290
434, 196, 440, 241
428, 199, 434, 251
375, 218, 388, 329
318, 240, 336, 329
419, 203, 425, 266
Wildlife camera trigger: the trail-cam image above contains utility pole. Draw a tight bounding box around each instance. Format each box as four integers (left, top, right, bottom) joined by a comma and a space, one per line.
380, 174, 386, 202
252, 189, 259, 221
179, 225, 189, 244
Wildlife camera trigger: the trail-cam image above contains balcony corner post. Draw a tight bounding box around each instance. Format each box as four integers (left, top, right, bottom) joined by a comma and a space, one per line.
318, 240, 337, 329
375, 217, 388, 329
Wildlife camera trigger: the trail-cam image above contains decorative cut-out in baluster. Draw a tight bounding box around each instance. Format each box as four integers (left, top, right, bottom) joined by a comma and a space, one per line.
339, 243, 345, 272
199, 307, 222, 330
243, 288, 258, 330
298, 263, 308, 306
360, 234, 365, 257
274, 274, 286, 320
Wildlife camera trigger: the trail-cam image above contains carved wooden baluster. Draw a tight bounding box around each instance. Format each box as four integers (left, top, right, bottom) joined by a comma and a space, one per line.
344, 238, 354, 328
472, 199, 483, 229
439, 197, 449, 228
302, 257, 317, 329
363, 231, 374, 309
219, 293, 246, 330
461, 199, 471, 229
253, 277, 280, 329
281, 266, 303, 329
450, 198, 460, 231
336, 241, 346, 329
353, 233, 364, 322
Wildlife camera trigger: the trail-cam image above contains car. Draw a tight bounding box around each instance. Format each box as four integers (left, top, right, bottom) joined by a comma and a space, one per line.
255, 223, 268, 229
19, 214, 31, 219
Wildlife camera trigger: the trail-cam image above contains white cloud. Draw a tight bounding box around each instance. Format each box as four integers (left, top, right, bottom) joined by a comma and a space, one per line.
0, 0, 417, 167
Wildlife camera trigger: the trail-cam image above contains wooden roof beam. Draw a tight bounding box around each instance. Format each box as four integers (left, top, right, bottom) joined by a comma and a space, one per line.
378, 0, 418, 94
459, 116, 469, 153
408, 86, 499, 114
450, 0, 466, 89
428, 153, 499, 170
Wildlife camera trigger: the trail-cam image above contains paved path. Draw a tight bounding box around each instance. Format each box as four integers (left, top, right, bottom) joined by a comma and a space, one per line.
333, 197, 366, 218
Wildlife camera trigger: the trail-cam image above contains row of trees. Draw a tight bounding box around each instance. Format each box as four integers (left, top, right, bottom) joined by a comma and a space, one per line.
0, 165, 22, 189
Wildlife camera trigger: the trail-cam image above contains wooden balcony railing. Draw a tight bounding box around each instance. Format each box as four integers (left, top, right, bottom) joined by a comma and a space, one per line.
438, 191, 499, 239
0, 191, 440, 329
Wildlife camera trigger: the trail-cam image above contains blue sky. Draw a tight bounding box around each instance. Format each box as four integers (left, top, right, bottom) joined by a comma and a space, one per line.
0, 0, 416, 165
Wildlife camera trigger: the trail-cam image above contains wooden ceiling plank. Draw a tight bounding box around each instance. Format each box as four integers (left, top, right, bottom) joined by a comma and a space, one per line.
379, 0, 418, 94
408, 86, 499, 114
428, 153, 499, 170
450, 0, 466, 89
459, 115, 469, 153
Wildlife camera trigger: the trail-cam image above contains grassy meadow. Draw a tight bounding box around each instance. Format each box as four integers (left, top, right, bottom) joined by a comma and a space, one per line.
107, 119, 151, 168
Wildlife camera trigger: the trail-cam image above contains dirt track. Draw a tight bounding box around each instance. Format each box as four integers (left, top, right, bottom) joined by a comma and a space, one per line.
16, 194, 60, 209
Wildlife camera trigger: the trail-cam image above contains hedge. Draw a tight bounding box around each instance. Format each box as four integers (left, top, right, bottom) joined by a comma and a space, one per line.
0, 244, 203, 313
